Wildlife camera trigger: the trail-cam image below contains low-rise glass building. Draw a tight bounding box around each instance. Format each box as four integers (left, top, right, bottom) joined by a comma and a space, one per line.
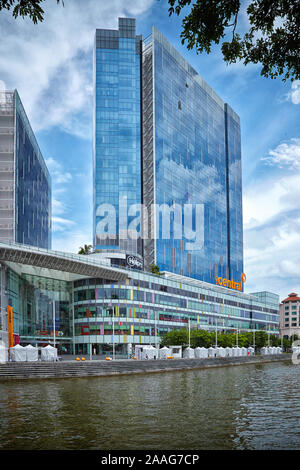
0, 242, 279, 356
0, 90, 51, 249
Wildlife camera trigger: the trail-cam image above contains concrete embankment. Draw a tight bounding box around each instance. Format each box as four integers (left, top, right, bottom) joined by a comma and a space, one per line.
0, 354, 292, 381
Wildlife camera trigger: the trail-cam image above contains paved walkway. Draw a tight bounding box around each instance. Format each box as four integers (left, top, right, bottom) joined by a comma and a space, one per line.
0, 354, 292, 381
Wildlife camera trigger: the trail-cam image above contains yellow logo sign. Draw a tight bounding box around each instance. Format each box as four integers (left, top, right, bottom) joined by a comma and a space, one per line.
216, 273, 246, 291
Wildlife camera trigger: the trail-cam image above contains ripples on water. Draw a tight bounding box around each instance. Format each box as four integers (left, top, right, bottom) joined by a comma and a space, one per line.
0, 362, 300, 450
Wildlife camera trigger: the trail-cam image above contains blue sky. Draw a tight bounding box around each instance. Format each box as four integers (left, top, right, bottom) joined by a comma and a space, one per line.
0, 0, 299, 299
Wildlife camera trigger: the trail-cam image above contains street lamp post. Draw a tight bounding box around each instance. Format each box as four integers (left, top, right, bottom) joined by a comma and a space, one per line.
155, 310, 157, 350
215, 317, 218, 347
112, 306, 115, 361
52, 300, 56, 349
188, 318, 191, 348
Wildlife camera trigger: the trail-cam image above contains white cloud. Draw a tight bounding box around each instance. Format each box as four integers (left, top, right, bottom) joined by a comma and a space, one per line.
261, 138, 300, 169
0, 0, 153, 138
45, 156, 73, 232
53, 229, 92, 254
45, 157, 72, 185
244, 138, 300, 299
52, 216, 76, 232
286, 80, 300, 105
52, 197, 65, 216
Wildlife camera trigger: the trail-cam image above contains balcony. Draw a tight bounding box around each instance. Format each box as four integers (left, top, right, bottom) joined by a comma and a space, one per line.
0, 127, 14, 135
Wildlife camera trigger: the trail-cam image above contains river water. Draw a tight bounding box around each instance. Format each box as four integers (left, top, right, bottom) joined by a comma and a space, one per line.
0, 361, 299, 450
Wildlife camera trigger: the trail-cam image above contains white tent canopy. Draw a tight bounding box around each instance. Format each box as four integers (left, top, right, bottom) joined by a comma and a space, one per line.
134, 345, 143, 360
0, 342, 7, 362
261, 347, 268, 355
200, 347, 208, 358
159, 346, 171, 359
208, 347, 217, 357
169, 346, 182, 358
216, 347, 226, 357
194, 347, 202, 359
25, 344, 39, 362
11, 344, 26, 362
183, 347, 195, 359
41, 345, 57, 362
141, 345, 157, 360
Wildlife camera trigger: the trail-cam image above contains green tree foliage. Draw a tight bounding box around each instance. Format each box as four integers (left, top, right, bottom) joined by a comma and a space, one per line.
191, 329, 212, 347
161, 328, 189, 346
167, 0, 300, 81
148, 264, 161, 275
252, 331, 268, 348
78, 244, 93, 255
0, 0, 63, 24
161, 327, 290, 350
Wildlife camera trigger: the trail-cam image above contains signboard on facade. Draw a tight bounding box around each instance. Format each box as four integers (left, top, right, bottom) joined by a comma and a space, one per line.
126, 255, 143, 270
13, 334, 19, 346
215, 273, 246, 291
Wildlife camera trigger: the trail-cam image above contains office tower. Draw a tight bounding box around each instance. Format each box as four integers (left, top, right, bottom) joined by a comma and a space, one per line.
0, 90, 51, 249
143, 27, 243, 285
93, 18, 143, 259
94, 19, 243, 285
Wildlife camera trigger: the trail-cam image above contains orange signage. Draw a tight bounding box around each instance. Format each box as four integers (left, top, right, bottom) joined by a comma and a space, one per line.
216, 273, 246, 291
8, 305, 13, 358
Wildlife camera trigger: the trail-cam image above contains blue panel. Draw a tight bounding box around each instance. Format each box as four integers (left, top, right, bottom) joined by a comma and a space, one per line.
225, 104, 244, 286
93, 26, 142, 256
15, 92, 51, 249
153, 38, 243, 285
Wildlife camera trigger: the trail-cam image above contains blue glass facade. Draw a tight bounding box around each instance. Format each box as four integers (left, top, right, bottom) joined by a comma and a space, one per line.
143, 28, 243, 286
93, 18, 142, 256
225, 104, 243, 282
14, 92, 51, 249
6, 267, 72, 351
93, 19, 243, 287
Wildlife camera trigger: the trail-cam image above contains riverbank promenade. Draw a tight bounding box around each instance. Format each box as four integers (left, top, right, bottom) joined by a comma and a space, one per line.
0, 354, 291, 381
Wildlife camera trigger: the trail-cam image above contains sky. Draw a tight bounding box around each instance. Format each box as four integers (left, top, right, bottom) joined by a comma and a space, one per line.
0, 0, 299, 299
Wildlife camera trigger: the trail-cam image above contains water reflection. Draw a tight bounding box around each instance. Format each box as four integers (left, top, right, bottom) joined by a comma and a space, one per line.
0, 362, 299, 450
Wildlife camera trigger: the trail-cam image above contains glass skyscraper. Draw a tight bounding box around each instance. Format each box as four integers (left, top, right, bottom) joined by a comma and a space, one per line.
93, 18, 142, 257
0, 90, 51, 249
143, 27, 243, 285
94, 19, 243, 286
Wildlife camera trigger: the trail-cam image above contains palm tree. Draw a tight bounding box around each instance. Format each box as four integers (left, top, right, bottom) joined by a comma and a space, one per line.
78, 244, 93, 255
